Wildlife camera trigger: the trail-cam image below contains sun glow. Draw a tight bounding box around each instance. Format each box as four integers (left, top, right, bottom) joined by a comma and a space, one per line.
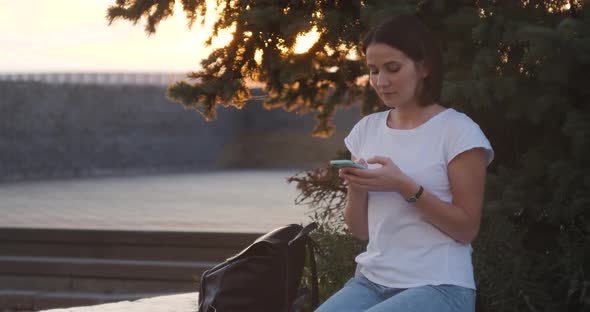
211, 24, 236, 48
254, 49, 263, 64
0, 0, 232, 72
294, 27, 320, 54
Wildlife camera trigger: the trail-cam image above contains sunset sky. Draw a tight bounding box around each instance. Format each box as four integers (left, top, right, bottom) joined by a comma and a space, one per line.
0, 0, 229, 73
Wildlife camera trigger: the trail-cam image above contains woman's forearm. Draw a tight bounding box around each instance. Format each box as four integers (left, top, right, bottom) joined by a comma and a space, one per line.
410, 188, 478, 244
393, 149, 488, 244
344, 187, 369, 240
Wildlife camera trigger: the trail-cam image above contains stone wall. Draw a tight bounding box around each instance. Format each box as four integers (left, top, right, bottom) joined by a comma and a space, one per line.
0, 72, 186, 86
0, 81, 359, 181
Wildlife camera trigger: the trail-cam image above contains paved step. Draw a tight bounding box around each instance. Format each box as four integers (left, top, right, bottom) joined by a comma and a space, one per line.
40, 292, 198, 312
0, 290, 178, 311
0, 228, 260, 261
0, 275, 195, 294
0, 228, 261, 311
0, 256, 215, 281
0, 241, 240, 262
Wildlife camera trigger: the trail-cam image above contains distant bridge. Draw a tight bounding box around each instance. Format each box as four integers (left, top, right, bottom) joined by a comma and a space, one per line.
0, 72, 190, 86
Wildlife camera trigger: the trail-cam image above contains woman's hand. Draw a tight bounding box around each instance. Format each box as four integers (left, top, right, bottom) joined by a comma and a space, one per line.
339, 156, 416, 194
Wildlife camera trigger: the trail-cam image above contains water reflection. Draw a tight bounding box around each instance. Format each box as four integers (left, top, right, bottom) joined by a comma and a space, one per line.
0, 170, 310, 233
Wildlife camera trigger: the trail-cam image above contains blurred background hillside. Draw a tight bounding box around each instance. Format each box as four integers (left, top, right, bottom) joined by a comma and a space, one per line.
0, 78, 359, 182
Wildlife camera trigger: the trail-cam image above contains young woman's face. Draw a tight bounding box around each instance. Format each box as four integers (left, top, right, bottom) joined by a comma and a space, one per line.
365, 43, 427, 109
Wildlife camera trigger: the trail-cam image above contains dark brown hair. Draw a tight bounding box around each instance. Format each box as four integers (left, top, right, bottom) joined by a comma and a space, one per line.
362, 14, 443, 106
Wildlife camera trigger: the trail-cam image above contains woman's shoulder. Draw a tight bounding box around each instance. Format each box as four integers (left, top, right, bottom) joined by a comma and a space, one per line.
441, 107, 494, 164
441, 108, 482, 129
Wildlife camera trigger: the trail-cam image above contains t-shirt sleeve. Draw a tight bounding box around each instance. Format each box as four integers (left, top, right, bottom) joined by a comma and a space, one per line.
344, 118, 365, 158
445, 116, 494, 166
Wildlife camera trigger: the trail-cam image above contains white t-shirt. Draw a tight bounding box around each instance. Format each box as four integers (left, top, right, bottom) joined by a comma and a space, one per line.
344, 108, 494, 290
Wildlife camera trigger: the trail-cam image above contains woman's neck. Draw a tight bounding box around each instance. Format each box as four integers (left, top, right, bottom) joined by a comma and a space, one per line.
387, 103, 445, 130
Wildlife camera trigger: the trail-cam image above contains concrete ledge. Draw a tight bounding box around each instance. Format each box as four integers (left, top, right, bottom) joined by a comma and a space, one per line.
42, 292, 198, 312
0, 290, 36, 311
0, 256, 214, 281
0, 228, 261, 247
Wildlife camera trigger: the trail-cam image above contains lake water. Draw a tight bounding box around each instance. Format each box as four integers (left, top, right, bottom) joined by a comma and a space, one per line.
0, 170, 313, 233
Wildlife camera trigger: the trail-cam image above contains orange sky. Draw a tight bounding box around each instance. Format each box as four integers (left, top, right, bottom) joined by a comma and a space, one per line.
0, 0, 229, 73
0, 0, 319, 74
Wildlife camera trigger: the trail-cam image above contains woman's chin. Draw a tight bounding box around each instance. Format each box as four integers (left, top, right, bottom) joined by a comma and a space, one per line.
381, 99, 398, 108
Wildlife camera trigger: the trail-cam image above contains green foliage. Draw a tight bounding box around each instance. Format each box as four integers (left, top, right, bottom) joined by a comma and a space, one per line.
464, 3, 590, 310
108, 1, 590, 310
307, 226, 366, 302
288, 163, 366, 308
473, 200, 590, 312
107, 0, 423, 137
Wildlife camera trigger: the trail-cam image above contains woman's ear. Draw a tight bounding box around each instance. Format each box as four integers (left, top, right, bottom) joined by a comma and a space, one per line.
417, 61, 429, 79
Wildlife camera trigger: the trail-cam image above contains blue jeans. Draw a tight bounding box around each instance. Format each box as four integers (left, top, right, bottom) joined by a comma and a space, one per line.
315, 274, 475, 312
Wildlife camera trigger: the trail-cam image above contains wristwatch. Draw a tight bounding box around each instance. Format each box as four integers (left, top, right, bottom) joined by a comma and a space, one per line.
405, 185, 424, 203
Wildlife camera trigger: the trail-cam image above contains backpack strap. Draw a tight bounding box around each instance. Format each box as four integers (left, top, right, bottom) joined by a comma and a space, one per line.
307, 236, 319, 309
288, 222, 320, 311
288, 236, 320, 312
288, 222, 317, 246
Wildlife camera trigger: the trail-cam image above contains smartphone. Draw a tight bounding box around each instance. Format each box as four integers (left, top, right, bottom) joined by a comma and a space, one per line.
330, 159, 367, 169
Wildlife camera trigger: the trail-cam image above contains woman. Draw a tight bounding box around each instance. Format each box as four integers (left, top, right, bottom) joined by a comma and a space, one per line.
315, 14, 494, 312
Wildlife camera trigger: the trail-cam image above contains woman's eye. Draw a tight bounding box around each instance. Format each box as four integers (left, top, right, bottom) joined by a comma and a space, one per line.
369, 66, 399, 75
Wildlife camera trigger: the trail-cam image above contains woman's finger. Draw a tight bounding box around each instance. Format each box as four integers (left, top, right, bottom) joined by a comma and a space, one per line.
367, 156, 390, 165
347, 168, 380, 179
343, 173, 378, 188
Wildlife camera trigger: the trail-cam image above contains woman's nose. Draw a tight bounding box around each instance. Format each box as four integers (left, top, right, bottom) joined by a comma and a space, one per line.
376, 73, 390, 87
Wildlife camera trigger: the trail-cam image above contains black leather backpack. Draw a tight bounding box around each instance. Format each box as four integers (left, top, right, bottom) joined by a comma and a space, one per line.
198, 223, 319, 312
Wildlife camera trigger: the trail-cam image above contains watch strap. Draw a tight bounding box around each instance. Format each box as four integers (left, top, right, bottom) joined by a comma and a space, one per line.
405, 185, 424, 203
